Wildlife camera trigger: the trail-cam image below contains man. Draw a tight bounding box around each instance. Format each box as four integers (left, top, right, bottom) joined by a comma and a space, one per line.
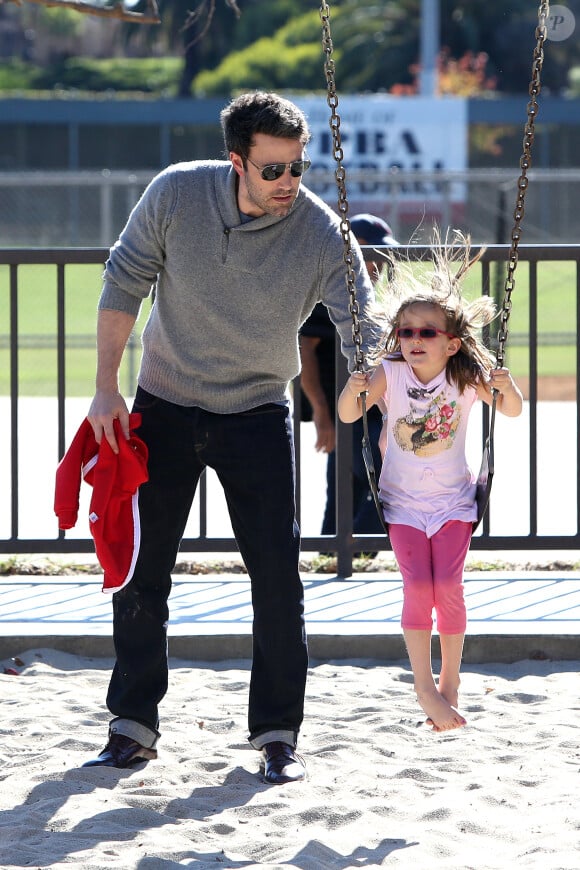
299, 214, 397, 551
82, 92, 375, 783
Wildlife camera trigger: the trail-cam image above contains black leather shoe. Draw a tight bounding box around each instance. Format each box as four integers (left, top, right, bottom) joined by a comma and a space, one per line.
261, 741, 306, 784
82, 733, 157, 768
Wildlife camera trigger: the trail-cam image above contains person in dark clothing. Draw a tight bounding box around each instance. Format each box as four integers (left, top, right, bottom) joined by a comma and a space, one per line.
299, 214, 398, 551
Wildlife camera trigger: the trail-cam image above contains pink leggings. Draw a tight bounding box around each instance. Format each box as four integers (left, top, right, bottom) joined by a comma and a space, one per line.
389, 520, 472, 634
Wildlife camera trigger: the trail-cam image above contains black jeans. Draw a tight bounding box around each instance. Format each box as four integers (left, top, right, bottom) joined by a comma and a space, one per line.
106, 388, 308, 748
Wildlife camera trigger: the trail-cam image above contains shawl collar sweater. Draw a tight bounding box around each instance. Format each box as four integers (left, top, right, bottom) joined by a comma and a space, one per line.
100, 160, 376, 413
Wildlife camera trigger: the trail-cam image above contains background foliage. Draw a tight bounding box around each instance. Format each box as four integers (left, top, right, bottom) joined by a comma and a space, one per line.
1, 0, 580, 98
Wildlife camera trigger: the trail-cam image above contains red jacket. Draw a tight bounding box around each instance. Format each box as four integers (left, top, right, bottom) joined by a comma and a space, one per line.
54, 414, 148, 593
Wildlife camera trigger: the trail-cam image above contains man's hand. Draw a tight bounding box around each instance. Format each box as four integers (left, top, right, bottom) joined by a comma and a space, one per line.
87, 389, 130, 454
312, 408, 336, 454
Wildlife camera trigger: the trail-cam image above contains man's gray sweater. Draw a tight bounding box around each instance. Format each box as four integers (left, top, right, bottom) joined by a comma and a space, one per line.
100, 160, 375, 414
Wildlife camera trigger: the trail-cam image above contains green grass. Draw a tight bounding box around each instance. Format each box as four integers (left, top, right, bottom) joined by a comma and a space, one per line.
0, 258, 577, 396
484, 260, 577, 379
0, 263, 150, 397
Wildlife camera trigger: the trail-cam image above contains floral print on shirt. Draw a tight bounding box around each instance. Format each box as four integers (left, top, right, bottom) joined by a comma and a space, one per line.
393, 387, 462, 457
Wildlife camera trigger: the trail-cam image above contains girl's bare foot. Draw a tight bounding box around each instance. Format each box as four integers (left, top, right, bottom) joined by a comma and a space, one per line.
437, 677, 460, 710
425, 679, 461, 727
417, 687, 466, 732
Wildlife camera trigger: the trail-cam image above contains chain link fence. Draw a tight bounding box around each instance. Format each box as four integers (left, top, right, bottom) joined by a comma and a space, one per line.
2, 168, 580, 248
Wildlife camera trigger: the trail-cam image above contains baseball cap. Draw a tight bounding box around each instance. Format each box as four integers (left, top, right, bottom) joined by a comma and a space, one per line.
350, 213, 398, 246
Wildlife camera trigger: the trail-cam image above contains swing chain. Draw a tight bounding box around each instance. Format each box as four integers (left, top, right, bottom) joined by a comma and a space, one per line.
496, 1, 549, 368
319, 1, 365, 373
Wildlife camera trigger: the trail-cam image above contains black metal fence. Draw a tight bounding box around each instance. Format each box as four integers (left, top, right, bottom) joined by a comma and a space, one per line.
1, 244, 579, 577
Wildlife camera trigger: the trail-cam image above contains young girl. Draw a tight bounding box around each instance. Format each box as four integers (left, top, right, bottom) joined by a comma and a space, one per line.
338, 237, 523, 732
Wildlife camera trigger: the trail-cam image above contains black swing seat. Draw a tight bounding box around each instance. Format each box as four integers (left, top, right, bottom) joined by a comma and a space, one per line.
361, 390, 497, 538
360, 393, 389, 537
473, 390, 497, 531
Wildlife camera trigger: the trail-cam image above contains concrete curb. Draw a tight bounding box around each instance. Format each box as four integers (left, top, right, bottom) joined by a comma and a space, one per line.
2, 570, 579, 664
1, 632, 577, 664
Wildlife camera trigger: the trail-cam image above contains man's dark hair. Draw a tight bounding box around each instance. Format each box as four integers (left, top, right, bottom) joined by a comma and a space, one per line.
221, 92, 311, 158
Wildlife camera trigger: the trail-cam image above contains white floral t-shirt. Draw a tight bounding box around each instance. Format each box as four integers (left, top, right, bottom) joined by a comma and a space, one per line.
378, 358, 478, 537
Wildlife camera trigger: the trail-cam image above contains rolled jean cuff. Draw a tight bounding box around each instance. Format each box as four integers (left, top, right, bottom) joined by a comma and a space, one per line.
110, 717, 160, 749
249, 730, 297, 751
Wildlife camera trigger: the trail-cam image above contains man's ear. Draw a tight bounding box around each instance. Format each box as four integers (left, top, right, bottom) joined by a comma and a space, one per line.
230, 152, 245, 177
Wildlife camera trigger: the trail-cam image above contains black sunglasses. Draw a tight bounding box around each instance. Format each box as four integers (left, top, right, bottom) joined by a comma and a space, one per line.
246, 157, 311, 181
396, 327, 455, 339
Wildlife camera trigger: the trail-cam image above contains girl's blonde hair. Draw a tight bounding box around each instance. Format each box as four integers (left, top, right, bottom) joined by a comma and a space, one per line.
368, 230, 496, 393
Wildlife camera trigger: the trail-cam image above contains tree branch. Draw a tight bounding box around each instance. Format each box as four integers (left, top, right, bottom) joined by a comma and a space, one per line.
3, 0, 161, 25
